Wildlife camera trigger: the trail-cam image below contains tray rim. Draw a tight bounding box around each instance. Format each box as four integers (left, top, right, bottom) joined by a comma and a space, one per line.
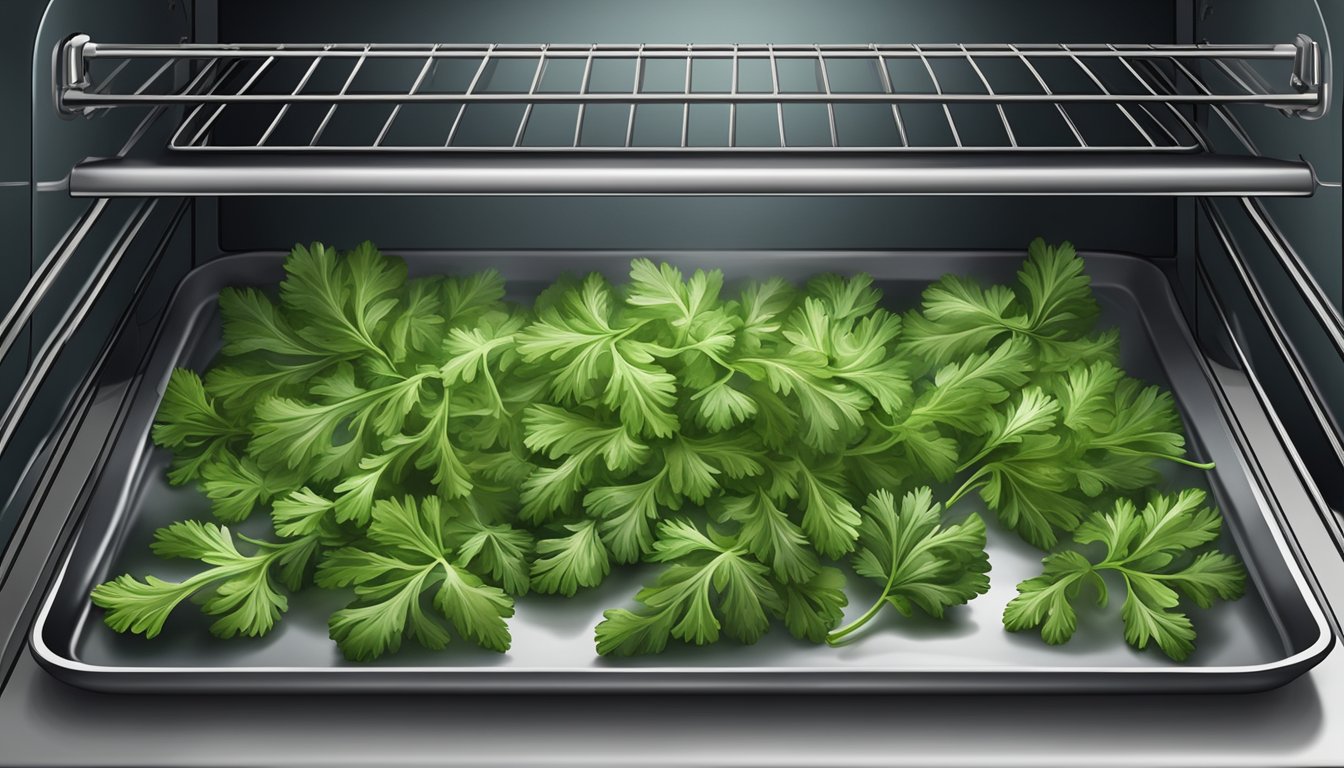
29, 248, 1336, 693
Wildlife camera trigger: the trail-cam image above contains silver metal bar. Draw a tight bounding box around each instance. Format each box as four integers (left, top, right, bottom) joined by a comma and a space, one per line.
626, 45, 645, 148
729, 44, 739, 148
512, 46, 548, 148
78, 42, 1303, 60
872, 48, 908, 147
572, 45, 595, 148
961, 45, 1017, 147
914, 44, 961, 147
313, 45, 371, 147
258, 54, 324, 147
1197, 199, 1344, 475
66, 152, 1318, 196
680, 54, 691, 148
377, 45, 440, 148
166, 142, 1210, 154
1064, 44, 1156, 148
0, 200, 180, 464
769, 44, 785, 147
1012, 44, 1087, 148
65, 90, 1322, 106
0, 199, 110, 366
814, 46, 839, 148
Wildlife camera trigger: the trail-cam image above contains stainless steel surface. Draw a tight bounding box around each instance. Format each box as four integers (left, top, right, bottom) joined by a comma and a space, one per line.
1198, 200, 1344, 487
66, 152, 1320, 196
30, 249, 1333, 694
0, 199, 160, 460
1234, 196, 1344, 358
0, 198, 108, 365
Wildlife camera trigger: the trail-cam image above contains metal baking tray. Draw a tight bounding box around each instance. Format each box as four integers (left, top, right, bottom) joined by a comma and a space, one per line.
30, 250, 1334, 693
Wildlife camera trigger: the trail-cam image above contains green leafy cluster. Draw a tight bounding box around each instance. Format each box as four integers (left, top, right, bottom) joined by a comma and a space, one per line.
91, 239, 1241, 662
1003, 489, 1246, 660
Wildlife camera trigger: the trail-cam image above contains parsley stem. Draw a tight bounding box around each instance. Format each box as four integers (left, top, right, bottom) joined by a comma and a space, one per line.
1088, 446, 1215, 471
944, 471, 987, 509
826, 553, 900, 645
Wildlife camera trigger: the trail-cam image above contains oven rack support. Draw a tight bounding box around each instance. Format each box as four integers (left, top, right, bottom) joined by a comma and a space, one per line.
55, 36, 1329, 196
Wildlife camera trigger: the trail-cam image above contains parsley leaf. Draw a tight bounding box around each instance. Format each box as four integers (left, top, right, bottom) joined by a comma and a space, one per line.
316, 496, 514, 659
595, 521, 782, 656
91, 521, 316, 639
517, 273, 679, 437
1004, 489, 1246, 660
530, 520, 612, 596
716, 489, 820, 584
828, 488, 990, 644
151, 369, 249, 485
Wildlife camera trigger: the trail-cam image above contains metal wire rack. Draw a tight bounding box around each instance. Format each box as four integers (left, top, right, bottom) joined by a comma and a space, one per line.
56, 35, 1328, 195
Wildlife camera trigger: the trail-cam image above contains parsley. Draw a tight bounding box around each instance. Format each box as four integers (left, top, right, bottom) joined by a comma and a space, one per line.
1003, 489, 1246, 661
827, 488, 989, 644
94, 239, 1238, 663
594, 521, 782, 656
91, 521, 317, 639
316, 496, 515, 660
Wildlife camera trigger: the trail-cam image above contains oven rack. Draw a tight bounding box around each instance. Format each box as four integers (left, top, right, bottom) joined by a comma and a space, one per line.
58, 36, 1328, 196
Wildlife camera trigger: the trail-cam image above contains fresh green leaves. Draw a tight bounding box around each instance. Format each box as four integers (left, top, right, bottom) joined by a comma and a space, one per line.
1003, 489, 1246, 661
102, 240, 1237, 663
595, 521, 783, 656
316, 496, 515, 660
901, 238, 1111, 373
91, 521, 315, 639
827, 488, 990, 644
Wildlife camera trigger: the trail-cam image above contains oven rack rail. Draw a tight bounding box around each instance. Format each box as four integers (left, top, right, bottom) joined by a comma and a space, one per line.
57, 35, 1328, 196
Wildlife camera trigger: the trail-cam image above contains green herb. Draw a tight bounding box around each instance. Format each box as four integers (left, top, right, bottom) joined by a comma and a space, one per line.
91, 521, 317, 639
316, 496, 515, 660
1003, 489, 1246, 661
594, 521, 782, 656
92, 239, 1237, 662
827, 488, 989, 645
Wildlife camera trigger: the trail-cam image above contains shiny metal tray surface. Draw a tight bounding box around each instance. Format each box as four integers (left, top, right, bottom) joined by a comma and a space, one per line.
30, 250, 1334, 693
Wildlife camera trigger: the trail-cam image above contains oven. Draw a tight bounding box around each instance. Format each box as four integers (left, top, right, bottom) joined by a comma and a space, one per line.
1, 1, 1342, 764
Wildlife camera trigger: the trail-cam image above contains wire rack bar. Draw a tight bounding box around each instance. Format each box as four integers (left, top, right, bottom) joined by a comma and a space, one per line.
72, 41, 1310, 59
67, 90, 1324, 106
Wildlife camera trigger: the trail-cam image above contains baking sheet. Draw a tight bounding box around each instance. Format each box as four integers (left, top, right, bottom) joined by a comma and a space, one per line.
31, 250, 1334, 692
